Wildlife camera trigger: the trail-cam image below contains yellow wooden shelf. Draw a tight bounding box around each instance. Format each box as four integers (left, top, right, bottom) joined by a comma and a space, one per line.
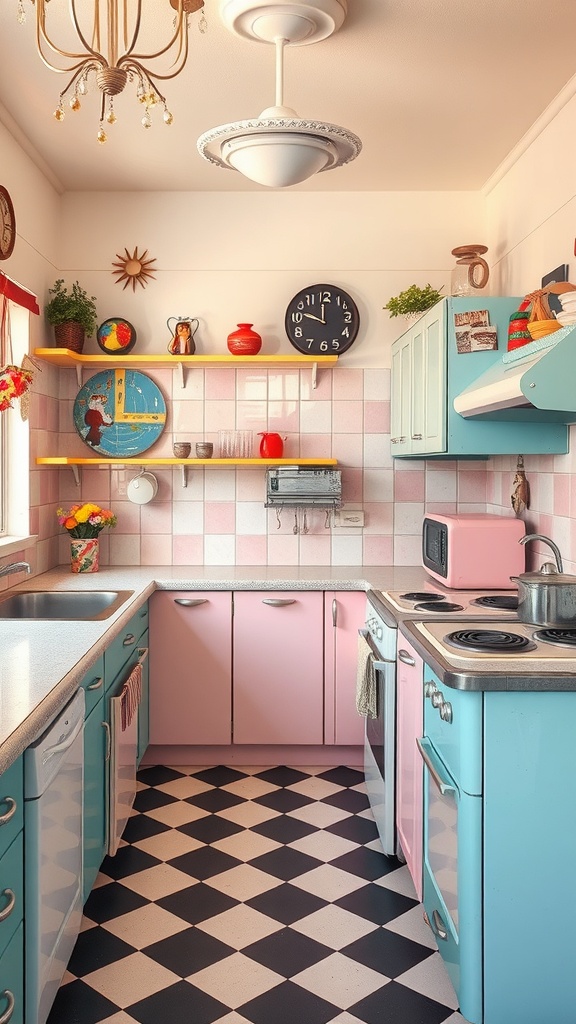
33, 348, 337, 389
36, 457, 337, 467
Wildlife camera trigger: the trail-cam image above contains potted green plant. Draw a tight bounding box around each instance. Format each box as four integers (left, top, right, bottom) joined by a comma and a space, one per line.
384, 283, 443, 320
45, 279, 98, 353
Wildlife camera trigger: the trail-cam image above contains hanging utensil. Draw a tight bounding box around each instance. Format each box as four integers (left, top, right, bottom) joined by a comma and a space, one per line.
293, 511, 298, 535
511, 455, 530, 515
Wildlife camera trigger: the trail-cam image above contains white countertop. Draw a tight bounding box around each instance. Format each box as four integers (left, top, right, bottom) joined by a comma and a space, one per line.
0, 564, 427, 773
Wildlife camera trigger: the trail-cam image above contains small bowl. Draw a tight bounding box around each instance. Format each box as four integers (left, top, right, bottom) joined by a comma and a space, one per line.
196, 442, 213, 458
173, 442, 191, 458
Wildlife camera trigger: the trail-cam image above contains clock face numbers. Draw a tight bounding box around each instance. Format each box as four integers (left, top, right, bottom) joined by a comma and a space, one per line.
0, 186, 15, 260
285, 284, 360, 355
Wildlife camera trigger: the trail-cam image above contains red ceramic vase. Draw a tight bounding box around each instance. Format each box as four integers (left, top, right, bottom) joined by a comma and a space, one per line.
258, 432, 284, 458
227, 323, 262, 355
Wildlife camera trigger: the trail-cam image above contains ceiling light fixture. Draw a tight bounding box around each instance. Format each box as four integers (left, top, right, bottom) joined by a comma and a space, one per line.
197, 0, 361, 187
16, 0, 206, 143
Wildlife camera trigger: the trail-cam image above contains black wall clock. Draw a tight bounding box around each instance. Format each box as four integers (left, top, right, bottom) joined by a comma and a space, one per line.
285, 283, 360, 355
0, 185, 16, 261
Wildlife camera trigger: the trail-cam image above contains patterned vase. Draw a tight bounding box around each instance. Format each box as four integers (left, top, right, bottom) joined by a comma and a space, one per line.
227, 323, 262, 355
70, 538, 99, 573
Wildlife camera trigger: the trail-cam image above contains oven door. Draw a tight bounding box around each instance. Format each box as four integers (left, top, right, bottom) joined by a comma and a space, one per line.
360, 629, 397, 857
418, 736, 483, 1024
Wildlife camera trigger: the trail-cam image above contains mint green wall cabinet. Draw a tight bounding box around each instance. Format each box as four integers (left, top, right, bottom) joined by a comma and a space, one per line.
0, 758, 24, 1024
390, 297, 569, 458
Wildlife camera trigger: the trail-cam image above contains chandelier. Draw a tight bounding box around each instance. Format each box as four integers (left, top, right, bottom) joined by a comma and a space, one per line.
17, 0, 206, 143
197, 0, 361, 187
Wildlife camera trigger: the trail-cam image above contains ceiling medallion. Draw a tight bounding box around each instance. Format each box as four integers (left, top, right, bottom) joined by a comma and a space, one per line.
111, 248, 157, 291
16, 0, 206, 143
197, 1, 361, 187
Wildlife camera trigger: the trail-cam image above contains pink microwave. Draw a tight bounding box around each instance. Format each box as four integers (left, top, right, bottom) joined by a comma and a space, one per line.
422, 513, 525, 589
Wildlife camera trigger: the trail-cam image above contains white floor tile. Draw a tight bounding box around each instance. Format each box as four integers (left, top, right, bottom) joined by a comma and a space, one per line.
188, 952, 283, 1008
292, 863, 367, 902
196, 904, 283, 948
83, 952, 179, 1008
396, 950, 459, 1010
293, 951, 388, 1008
291, 904, 377, 950
102, 903, 189, 949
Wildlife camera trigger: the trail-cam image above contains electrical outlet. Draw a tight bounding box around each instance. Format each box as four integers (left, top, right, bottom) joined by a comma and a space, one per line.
334, 508, 364, 528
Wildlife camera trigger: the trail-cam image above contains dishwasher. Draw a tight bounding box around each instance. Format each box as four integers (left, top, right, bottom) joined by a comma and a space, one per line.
24, 688, 85, 1024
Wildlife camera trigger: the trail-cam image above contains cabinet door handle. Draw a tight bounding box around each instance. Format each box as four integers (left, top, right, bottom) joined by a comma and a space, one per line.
0, 889, 15, 923
431, 908, 448, 942
102, 721, 111, 761
122, 633, 136, 647
0, 798, 16, 826
397, 650, 415, 666
86, 675, 104, 692
138, 646, 149, 665
416, 737, 456, 796
0, 990, 14, 1024
262, 599, 296, 607
174, 599, 208, 607
411, 433, 423, 440
332, 598, 337, 627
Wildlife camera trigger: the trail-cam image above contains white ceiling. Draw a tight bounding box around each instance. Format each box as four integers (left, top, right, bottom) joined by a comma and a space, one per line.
1, 0, 576, 194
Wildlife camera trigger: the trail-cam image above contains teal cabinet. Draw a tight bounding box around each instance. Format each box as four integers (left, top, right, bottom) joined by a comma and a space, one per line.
0, 922, 23, 1024
0, 759, 23, 1024
390, 297, 569, 458
137, 630, 149, 766
82, 697, 107, 903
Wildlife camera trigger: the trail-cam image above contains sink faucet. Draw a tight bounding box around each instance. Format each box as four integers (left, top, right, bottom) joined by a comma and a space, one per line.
519, 534, 563, 573
0, 561, 31, 579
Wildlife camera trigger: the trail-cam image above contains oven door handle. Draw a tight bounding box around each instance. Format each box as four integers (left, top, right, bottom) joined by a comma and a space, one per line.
416, 737, 456, 797
359, 629, 395, 668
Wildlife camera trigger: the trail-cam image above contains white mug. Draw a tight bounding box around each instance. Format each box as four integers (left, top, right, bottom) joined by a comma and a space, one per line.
127, 472, 158, 505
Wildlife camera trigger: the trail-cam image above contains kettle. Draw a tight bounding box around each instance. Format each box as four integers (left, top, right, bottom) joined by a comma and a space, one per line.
258, 432, 285, 458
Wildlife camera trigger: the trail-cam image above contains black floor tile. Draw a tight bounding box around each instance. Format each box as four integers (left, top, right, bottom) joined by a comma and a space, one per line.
253, 789, 315, 813
143, 926, 235, 977
67, 926, 134, 977
251, 813, 317, 844
254, 766, 310, 787
323, 788, 370, 813
331, 846, 398, 881
83, 881, 149, 923
46, 979, 119, 1024
167, 845, 241, 879
335, 882, 418, 924
176, 813, 244, 844
99, 845, 161, 880
239, 979, 338, 1024
133, 787, 178, 812
244, 926, 333, 976
317, 766, 365, 787
246, 881, 326, 925
188, 788, 245, 812
342, 926, 434, 976
192, 765, 248, 787
325, 814, 379, 845
122, 813, 171, 844
129, 980, 229, 1024
137, 765, 186, 787
350, 979, 452, 1024
157, 882, 238, 925
249, 846, 323, 880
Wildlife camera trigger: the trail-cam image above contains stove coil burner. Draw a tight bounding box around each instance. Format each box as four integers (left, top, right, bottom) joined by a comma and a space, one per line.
401, 592, 444, 602
533, 628, 576, 648
473, 595, 519, 610
415, 601, 465, 613
445, 628, 537, 653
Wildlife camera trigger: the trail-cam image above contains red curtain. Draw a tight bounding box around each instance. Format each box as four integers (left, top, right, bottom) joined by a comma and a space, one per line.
0, 272, 39, 315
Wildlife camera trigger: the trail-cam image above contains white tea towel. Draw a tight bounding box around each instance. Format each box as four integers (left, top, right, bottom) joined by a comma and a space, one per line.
356, 633, 377, 719
121, 662, 142, 732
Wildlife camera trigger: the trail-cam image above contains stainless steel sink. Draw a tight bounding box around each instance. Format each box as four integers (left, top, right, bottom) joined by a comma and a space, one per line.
0, 590, 134, 620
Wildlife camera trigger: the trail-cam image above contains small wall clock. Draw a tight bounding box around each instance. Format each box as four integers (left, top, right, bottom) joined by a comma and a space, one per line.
0, 185, 16, 260
285, 283, 360, 355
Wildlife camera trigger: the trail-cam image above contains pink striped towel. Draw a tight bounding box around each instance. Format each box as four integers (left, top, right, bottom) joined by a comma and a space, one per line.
121, 662, 142, 732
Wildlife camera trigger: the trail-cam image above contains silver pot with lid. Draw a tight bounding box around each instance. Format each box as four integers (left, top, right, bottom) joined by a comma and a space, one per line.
511, 534, 576, 627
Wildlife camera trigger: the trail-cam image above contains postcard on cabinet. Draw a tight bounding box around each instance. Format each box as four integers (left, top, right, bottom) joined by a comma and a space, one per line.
469, 326, 498, 351
454, 309, 490, 329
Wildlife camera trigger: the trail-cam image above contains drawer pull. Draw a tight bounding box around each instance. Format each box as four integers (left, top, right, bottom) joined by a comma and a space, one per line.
432, 908, 448, 941
397, 650, 415, 666
0, 889, 15, 923
0, 990, 14, 1024
174, 599, 208, 607
0, 798, 16, 826
262, 599, 296, 607
122, 633, 136, 647
138, 646, 149, 665
86, 676, 104, 692
102, 721, 111, 761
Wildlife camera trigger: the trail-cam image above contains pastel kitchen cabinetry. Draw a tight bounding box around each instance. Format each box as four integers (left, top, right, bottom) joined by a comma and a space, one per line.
0, 756, 24, 1024
324, 591, 366, 745
390, 296, 569, 458
80, 654, 107, 903
149, 592, 232, 745
233, 591, 324, 744
395, 633, 424, 901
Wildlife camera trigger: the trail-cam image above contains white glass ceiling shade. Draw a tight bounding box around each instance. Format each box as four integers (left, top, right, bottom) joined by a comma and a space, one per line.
197, 3, 361, 187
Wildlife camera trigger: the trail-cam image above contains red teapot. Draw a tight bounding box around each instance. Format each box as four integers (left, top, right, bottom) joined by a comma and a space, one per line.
258, 432, 285, 458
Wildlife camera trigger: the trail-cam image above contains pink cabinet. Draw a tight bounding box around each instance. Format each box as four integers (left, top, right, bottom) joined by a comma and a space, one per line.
396, 633, 424, 900
324, 591, 366, 746
233, 591, 324, 744
149, 591, 232, 745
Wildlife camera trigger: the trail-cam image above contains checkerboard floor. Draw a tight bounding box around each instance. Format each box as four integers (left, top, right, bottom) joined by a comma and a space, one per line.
48, 765, 470, 1024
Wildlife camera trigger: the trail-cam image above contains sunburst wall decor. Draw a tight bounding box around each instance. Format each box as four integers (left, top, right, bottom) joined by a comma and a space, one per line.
112, 247, 157, 291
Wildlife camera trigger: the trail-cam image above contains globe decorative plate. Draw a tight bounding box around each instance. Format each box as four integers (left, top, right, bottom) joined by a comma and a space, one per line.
73, 369, 166, 457
96, 317, 137, 354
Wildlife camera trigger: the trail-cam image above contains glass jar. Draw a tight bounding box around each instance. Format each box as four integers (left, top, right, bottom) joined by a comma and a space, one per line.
450, 245, 490, 297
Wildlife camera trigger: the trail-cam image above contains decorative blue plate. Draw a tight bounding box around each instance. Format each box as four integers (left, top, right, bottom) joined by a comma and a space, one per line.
73, 369, 166, 457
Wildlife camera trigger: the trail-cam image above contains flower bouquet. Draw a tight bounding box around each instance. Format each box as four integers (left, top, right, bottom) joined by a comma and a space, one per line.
57, 502, 117, 572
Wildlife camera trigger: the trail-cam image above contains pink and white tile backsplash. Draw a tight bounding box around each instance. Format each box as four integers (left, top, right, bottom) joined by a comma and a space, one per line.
29, 364, 576, 570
